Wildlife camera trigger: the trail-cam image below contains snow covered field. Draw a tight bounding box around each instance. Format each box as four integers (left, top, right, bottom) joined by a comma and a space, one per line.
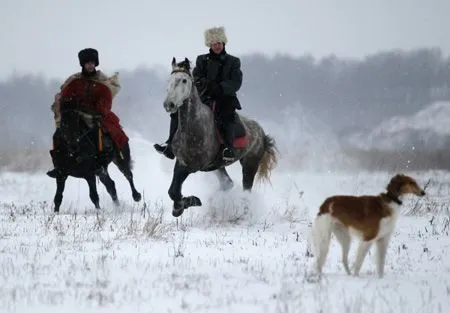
1, 136, 449, 313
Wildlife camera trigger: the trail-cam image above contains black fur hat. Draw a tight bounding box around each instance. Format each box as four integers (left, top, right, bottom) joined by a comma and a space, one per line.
78, 48, 99, 66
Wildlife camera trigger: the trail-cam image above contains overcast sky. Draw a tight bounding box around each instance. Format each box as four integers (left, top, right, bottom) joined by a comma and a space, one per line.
1, 0, 448, 80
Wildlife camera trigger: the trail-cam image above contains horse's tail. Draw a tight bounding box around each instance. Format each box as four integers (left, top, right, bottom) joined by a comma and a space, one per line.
256, 134, 278, 184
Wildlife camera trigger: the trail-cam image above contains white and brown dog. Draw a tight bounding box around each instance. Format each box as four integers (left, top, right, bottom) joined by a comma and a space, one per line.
310, 173, 425, 278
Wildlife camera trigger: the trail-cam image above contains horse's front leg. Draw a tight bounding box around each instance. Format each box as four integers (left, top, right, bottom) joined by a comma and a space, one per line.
168, 161, 202, 217
54, 173, 68, 213
85, 175, 100, 209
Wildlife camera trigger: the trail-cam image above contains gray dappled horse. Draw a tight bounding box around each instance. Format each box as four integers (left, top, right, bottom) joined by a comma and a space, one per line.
161, 57, 278, 217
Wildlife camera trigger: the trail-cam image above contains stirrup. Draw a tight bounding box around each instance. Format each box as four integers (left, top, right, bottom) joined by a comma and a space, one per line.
222, 148, 235, 161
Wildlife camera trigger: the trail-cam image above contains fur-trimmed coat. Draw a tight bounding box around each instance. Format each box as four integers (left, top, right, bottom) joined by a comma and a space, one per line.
51, 70, 128, 148
51, 70, 120, 125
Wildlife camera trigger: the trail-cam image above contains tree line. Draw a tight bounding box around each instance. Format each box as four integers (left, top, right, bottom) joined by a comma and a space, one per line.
0, 46, 448, 149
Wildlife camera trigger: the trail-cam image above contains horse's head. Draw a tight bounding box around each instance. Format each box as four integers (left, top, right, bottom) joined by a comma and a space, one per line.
59, 99, 98, 152
163, 57, 194, 114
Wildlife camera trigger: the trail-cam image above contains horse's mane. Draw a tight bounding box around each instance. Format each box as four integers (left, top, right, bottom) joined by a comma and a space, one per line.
59, 100, 99, 130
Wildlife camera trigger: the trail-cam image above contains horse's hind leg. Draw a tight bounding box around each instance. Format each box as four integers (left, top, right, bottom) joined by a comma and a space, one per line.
85, 175, 100, 209
54, 173, 68, 213
215, 167, 234, 191
97, 169, 119, 206
113, 143, 142, 202
239, 155, 261, 191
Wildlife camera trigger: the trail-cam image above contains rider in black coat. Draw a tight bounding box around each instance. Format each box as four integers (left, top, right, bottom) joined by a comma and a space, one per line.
154, 26, 243, 161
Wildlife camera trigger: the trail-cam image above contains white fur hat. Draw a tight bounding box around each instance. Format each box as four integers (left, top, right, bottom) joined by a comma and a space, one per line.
204, 26, 228, 47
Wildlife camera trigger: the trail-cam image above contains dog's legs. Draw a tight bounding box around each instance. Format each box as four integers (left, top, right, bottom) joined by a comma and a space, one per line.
352, 240, 372, 276
333, 224, 352, 275
375, 233, 392, 278
311, 214, 333, 275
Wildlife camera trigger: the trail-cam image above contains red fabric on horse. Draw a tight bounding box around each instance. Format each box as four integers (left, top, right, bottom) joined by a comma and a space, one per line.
211, 101, 249, 148
60, 77, 129, 149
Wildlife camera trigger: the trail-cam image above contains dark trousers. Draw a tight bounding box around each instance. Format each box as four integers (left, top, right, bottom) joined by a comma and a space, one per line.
166, 112, 178, 143
215, 96, 236, 148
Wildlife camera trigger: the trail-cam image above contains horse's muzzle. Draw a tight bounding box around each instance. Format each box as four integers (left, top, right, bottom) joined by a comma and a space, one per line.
164, 101, 176, 113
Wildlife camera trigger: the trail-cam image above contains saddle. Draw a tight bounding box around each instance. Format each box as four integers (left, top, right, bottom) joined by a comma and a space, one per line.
77, 111, 114, 153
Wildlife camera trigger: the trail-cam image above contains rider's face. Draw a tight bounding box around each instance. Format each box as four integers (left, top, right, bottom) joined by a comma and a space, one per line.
210, 42, 224, 54
83, 61, 96, 72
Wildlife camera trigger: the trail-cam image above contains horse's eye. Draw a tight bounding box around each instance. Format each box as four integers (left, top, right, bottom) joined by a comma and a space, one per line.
182, 79, 187, 84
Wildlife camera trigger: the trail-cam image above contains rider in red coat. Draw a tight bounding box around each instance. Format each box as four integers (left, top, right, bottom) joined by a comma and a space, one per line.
47, 48, 129, 178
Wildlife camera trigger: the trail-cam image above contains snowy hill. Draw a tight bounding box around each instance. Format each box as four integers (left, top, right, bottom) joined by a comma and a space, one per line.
345, 101, 450, 150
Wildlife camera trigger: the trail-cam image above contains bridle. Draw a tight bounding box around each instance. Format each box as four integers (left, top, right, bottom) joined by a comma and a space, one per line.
171, 67, 191, 76
170, 67, 208, 98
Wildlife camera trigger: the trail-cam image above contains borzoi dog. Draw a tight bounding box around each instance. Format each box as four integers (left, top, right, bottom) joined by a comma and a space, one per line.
310, 173, 425, 278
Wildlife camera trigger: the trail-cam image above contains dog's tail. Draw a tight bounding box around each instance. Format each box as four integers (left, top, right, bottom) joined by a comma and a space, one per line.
310, 210, 334, 275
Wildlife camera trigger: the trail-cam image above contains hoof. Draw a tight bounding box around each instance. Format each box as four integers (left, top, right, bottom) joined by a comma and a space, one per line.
133, 191, 142, 202
184, 196, 202, 207
172, 196, 202, 217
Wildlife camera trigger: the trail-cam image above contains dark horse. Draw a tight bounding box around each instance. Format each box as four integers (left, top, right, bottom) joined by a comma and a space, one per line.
50, 99, 142, 212
162, 57, 278, 217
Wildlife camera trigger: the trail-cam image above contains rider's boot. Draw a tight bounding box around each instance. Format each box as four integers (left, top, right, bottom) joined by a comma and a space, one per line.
154, 113, 177, 159
46, 168, 58, 178
222, 121, 236, 161
47, 129, 62, 178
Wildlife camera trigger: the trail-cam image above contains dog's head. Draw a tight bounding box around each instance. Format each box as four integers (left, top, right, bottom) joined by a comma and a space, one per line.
387, 173, 426, 197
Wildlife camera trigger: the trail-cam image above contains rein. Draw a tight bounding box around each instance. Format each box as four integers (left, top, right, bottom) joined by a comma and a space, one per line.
59, 108, 103, 160
171, 68, 191, 76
